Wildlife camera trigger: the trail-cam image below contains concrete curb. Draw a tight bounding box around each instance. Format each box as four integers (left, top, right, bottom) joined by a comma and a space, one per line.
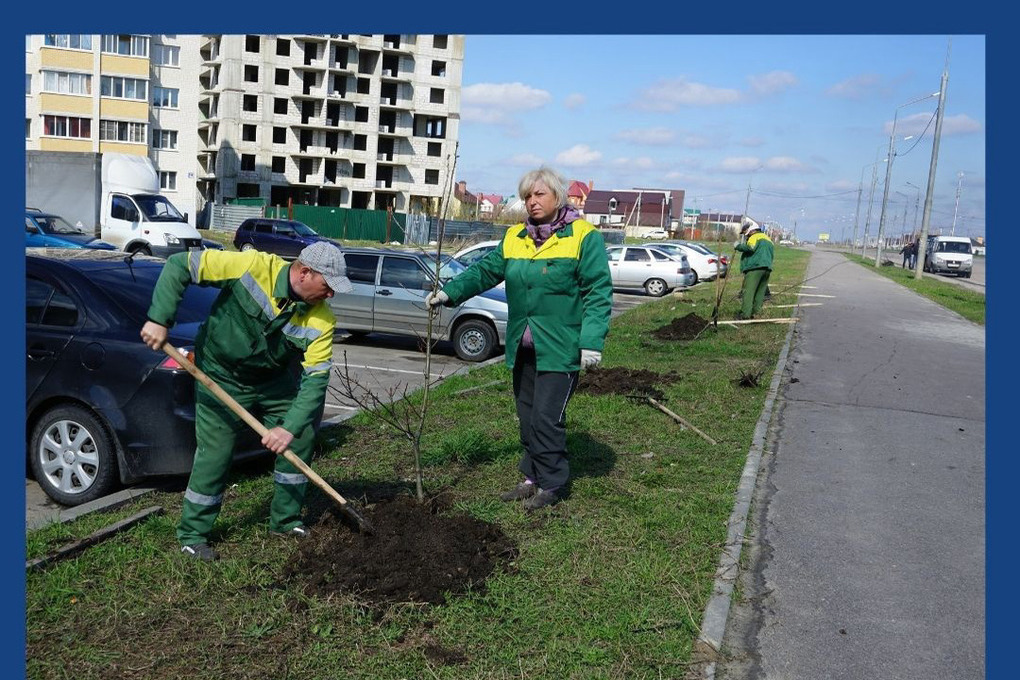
27, 486, 159, 532
693, 310, 799, 679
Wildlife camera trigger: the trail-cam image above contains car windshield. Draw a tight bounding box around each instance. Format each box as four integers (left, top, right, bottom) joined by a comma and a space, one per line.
133, 194, 186, 222
33, 214, 84, 235
290, 222, 318, 236
89, 264, 218, 324
437, 254, 466, 281
937, 241, 971, 254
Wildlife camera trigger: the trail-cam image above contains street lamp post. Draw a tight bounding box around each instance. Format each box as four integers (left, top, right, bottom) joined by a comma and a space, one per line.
914, 40, 951, 280
951, 171, 964, 235
861, 147, 886, 257
876, 92, 940, 266
905, 181, 922, 236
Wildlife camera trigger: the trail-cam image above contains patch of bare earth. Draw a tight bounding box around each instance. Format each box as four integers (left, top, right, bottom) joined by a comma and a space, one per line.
576, 366, 683, 401
651, 312, 710, 341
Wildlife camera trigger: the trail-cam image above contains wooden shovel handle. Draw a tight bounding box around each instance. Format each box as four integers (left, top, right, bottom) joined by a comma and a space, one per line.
161, 343, 353, 509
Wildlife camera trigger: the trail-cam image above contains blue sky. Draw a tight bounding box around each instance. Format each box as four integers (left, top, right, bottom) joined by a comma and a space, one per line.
456, 35, 985, 243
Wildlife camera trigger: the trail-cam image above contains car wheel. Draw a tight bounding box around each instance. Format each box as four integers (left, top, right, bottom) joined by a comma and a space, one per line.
453, 319, 497, 362
690, 270, 700, 285
29, 405, 119, 506
644, 278, 668, 297
240, 243, 256, 252
131, 244, 152, 257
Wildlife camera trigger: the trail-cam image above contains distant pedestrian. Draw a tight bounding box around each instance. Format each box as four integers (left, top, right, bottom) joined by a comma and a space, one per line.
900, 242, 911, 268
908, 239, 919, 269
734, 221, 775, 320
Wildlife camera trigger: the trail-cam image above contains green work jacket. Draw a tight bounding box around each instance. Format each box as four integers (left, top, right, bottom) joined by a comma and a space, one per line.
147, 250, 335, 435
736, 232, 775, 272
441, 219, 613, 372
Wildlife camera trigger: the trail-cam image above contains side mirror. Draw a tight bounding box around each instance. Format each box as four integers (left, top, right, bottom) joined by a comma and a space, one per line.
183, 212, 189, 223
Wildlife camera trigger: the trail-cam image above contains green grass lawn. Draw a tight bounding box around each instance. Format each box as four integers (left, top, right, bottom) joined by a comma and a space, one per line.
26, 249, 809, 680
842, 252, 985, 325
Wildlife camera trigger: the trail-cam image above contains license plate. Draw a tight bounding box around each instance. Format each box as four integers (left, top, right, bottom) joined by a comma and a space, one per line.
948, 262, 959, 268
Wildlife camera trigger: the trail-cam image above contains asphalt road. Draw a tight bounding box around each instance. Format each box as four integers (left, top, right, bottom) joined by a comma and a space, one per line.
719, 249, 985, 679
26, 290, 657, 530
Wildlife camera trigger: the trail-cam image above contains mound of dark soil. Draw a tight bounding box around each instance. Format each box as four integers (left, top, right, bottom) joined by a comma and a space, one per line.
652, 312, 710, 341
577, 366, 682, 401
282, 495, 518, 607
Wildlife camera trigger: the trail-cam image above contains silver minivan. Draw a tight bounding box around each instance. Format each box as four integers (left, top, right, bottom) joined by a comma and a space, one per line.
328, 247, 508, 361
606, 245, 694, 296
923, 235, 974, 278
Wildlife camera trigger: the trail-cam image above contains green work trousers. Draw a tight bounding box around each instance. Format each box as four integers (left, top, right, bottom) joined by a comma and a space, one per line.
176, 377, 318, 546
741, 268, 772, 319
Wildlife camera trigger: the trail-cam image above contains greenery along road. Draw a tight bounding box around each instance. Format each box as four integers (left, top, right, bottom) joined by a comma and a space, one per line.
27, 248, 809, 679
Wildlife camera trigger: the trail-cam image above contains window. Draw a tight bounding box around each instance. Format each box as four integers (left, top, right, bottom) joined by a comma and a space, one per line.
152, 129, 178, 150
607, 248, 622, 262
274, 97, 287, 114
101, 34, 148, 57
381, 257, 428, 289
42, 70, 92, 95
433, 35, 448, 50
431, 60, 446, 77
244, 64, 259, 82
272, 156, 286, 174
152, 44, 180, 66
429, 88, 444, 104
159, 171, 177, 190
100, 75, 147, 100
110, 195, 139, 220
99, 119, 146, 144
353, 162, 365, 179
243, 94, 258, 112
272, 126, 286, 144
152, 86, 179, 108
245, 35, 260, 52
27, 278, 79, 327
242, 124, 257, 142
240, 154, 256, 171
353, 134, 366, 151
624, 249, 651, 262
26, 119, 31, 139
650, 249, 673, 261
427, 142, 441, 157
42, 115, 92, 139
254, 222, 272, 234
25, 74, 31, 94
354, 106, 368, 123
275, 68, 289, 86
425, 169, 439, 185
44, 34, 93, 50
276, 38, 290, 56
357, 78, 370, 94
343, 254, 379, 284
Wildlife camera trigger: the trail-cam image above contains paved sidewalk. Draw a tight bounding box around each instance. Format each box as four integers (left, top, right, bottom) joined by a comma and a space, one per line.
717, 249, 985, 679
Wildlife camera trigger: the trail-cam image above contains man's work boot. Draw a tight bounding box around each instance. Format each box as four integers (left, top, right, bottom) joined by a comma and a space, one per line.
271, 525, 311, 539
522, 488, 561, 512
180, 542, 219, 561
499, 481, 537, 502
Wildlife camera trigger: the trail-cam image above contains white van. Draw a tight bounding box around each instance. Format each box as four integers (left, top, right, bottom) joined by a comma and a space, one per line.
923, 235, 973, 278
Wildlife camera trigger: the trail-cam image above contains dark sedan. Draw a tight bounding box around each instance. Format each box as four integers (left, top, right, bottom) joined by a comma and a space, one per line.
26, 248, 270, 506
232, 218, 332, 259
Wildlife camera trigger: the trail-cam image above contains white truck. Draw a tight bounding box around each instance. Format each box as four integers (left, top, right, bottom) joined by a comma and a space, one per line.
26, 150, 204, 258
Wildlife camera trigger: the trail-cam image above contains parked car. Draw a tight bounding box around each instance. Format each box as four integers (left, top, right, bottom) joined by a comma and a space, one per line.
232, 218, 332, 259
453, 239, 502, 267
26, 209, 117, 250
923, 235, 974, 277
605, 245, 694, 296
642, 229, 670, 240
648, 241, 724, 284
26, 248, 270, 506
329, 247, 508, 361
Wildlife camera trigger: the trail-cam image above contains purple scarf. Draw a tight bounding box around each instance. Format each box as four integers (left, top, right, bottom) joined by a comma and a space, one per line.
520, 205, 581, 349
526, 205, 581, 248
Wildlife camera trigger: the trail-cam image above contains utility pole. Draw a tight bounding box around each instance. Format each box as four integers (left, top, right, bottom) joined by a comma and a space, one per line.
861, 151, 882, 257
851, 173, 863, 250
914, 39, 951, 280
951, 171, 964, 235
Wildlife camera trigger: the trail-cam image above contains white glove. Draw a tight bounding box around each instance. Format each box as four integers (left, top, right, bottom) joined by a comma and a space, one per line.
733, 240, 742, 248
424, 290, 449, 309
580, 349, 602, 369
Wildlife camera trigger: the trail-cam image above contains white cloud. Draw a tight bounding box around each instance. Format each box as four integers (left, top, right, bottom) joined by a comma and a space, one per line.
632, 77, 741, 111
563, 93, 586, 109
826, 74, 885, 99
615, 127, 676, 145
892, 112, 982, 137
461, 82, 552, 125
719, 157, 763, 173
748, 70, 797, 95
764, 156, 813, 173
556, 144, 603, 167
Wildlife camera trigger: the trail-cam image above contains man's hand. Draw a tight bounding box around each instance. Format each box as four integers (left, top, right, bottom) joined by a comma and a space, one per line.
140, 321, 169, 350
580, 349, 602, 369
262, 426, 295, 455
424, 290, 449, 309
733, 240, 742, 249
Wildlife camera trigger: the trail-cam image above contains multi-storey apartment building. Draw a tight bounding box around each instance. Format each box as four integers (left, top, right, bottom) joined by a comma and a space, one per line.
26, 33, 464, 225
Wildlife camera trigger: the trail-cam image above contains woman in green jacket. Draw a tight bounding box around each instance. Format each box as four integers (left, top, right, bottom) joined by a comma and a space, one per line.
426, 167, 613, 511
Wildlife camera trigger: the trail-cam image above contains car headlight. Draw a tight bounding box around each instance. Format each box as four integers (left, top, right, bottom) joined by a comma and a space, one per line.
164, 233, 181, 245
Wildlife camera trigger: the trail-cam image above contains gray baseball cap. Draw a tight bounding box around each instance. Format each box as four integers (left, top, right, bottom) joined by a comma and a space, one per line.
298, 241, 354, 294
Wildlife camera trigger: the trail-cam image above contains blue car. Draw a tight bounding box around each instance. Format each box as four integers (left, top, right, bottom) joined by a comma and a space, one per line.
232, 218, 331, 259
26, 209, 117, 250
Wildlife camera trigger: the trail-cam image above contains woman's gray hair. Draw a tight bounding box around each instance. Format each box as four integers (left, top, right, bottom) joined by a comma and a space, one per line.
518, 167, 568, 209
